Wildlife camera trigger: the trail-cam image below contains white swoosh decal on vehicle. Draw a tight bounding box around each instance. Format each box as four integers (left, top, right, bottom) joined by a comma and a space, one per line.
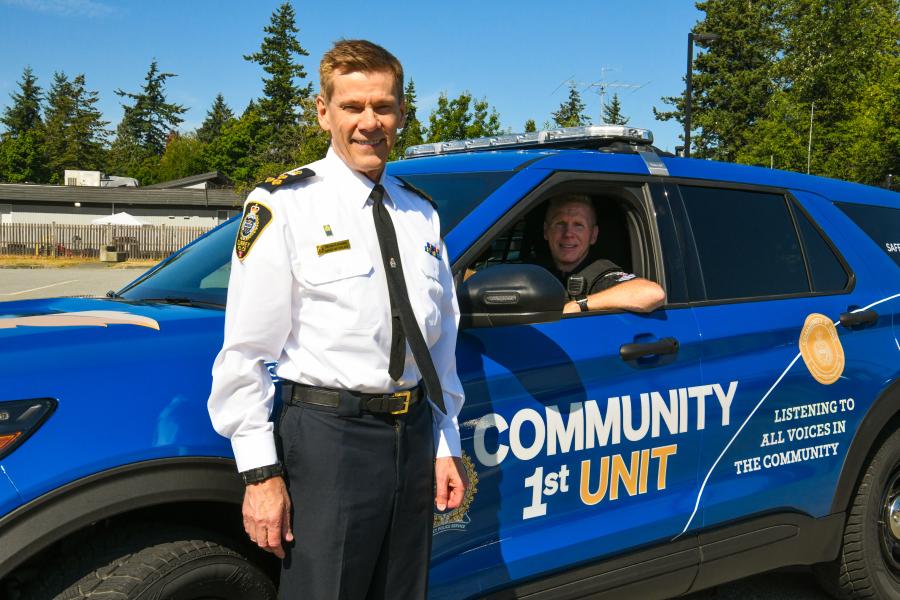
0, 310, 160, 331
676, 292, 900, 538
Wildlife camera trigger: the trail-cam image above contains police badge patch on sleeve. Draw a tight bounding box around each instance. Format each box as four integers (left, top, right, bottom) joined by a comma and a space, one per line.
235, 201, 273, 261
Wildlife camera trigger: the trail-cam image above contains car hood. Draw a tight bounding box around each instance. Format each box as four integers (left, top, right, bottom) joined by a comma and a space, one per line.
0, 297, 226, 400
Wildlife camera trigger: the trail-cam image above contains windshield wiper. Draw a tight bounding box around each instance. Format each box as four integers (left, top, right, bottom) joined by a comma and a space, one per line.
132, 297, 224, 308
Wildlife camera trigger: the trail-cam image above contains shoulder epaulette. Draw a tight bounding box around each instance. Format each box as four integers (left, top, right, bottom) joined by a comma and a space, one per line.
398, 179, 437, 210
254, 167, 316, 192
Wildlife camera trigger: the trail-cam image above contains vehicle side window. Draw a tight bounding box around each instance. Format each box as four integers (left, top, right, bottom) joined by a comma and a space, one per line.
680, 185, 808, 301
792, 202, 849, 292
836, 202, 900, 267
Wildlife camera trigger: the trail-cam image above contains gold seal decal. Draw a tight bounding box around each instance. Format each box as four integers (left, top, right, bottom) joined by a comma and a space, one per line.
433, 452, 479, 533
799, 313, 845, 385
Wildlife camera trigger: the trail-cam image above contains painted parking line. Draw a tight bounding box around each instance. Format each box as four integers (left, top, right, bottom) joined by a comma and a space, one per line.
0, 279, 78, 297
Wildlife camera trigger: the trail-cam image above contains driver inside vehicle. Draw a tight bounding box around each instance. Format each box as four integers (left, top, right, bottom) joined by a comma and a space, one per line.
541, 194, 665, 314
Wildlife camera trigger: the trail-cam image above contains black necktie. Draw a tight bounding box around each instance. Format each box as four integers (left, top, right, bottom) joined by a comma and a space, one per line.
370, 184, 446, 414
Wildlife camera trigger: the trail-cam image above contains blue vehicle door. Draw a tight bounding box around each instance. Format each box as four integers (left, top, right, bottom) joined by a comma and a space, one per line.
428, 168, 705, 599
666, 183, 898, 538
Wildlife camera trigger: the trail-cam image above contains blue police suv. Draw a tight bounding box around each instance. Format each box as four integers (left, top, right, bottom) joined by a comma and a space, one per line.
0, 125, 898, 599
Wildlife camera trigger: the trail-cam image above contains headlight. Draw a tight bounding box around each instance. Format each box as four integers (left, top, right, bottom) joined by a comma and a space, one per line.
0, 399, 57, 460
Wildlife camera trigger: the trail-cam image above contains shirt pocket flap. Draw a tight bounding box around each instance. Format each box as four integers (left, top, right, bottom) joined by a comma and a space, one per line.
300, 244, 373, 284
418, 254, 442, 282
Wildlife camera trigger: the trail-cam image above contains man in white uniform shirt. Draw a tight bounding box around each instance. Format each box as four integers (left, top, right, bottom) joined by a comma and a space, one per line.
208, 40, 465, 599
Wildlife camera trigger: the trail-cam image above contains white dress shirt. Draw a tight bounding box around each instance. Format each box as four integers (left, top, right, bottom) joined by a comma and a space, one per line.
208, 149, 465, 472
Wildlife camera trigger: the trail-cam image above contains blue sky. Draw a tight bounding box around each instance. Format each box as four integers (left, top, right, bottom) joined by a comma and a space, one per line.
0, 0, 703, 153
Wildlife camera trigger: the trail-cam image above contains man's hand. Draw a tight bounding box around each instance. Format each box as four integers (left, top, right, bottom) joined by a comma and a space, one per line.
434, 456, 466, 511
243, 475, 293, 559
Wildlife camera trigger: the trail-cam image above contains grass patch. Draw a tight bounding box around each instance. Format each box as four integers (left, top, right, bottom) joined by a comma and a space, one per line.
0, 256, 159, 269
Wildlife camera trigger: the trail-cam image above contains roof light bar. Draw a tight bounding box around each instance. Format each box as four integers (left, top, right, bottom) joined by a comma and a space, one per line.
404, 125, 654, 158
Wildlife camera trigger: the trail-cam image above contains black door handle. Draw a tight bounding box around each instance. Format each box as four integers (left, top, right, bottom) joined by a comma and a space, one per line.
839, 309, 878, 329
620, 337, 679, 361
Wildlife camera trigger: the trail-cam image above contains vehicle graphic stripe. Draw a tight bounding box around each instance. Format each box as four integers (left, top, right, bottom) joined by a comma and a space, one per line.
676, 292, 900, 538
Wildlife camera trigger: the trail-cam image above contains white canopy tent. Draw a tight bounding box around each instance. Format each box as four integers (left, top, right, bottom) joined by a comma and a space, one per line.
91, 212, 147, 226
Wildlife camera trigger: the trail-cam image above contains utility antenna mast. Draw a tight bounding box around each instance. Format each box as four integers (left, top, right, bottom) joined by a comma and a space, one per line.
585, 66, 646, 124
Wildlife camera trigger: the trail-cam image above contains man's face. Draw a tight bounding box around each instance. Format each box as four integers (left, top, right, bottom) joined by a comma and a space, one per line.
316, 69, 405, 182
543, 201, 599, 273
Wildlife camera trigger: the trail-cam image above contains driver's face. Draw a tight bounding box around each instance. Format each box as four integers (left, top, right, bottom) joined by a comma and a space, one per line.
543, 201, 599, 273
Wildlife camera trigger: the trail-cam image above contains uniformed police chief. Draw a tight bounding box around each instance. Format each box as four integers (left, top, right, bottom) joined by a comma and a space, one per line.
209, 40, 466, 599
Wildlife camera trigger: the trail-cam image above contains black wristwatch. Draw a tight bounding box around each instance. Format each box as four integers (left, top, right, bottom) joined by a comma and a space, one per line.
576, 296, 590, 312
240, 462, 284, 485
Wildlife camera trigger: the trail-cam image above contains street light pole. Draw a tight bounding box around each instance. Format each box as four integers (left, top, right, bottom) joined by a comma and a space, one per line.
684, 32, 720, 158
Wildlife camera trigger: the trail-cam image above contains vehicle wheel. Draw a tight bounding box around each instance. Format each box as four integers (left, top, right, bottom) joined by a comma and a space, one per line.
815, 428, 900, 599
28, 523, 276, 600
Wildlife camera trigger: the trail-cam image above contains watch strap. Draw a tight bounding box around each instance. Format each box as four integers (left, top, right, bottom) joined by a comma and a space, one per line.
240, 462, 283, 485
576, 296, 590, 312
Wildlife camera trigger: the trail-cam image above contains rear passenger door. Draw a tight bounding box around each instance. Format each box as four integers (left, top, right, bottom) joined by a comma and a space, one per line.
667, 183, 897, 534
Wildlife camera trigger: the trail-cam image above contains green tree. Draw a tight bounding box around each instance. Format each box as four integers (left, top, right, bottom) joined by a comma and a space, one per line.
524, 119, 537, 132
654, 0, 780, 160
44, 72, 109, 183
114, 60, 187, 156
745, 0, 900, 182
0, 67, 47, 182
289, 96, 330, 172
204, 106, 268, 190
391, 79, 424, 160
552, 83, 589, 128
157, 133, 208, 182
244, 2, 311, 134
1, 67, 43, 136
197, 93, 235, 144
426, 92, 501, 142
602, 93, 630, 125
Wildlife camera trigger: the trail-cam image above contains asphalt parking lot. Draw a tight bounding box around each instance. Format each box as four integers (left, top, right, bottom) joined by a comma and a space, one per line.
0, 266, 836, 599
0, 265, 147, 301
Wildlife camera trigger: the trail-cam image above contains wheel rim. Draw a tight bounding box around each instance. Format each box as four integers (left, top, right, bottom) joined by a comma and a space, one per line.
880, 464, 900, 575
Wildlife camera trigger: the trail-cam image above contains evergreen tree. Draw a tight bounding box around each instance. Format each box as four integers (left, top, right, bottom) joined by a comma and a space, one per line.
654, 0, 780, 160
391, 79, 424, 160
197, 94, 235, 144
44, 72, 108, 182
426, 92, 501, 142
158, 133, 208, 182
524, 119, 537, 132
244, 2, 311, 133
602, 93, 629, 125
114, 60, 187, 156
0, 67, 46, 182
741, 0, 899, 182
552, 83, 589, 128
1, 67, 43, 136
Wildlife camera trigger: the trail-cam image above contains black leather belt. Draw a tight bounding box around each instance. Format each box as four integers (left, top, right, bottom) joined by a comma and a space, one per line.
284, 381, 423, 416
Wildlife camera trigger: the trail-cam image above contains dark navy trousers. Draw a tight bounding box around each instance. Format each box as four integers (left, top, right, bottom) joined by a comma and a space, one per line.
276, 394, 434, 600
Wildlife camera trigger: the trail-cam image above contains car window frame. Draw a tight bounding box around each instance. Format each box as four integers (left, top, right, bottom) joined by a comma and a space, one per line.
452, 171, 675, 318
665, 178, 855, 307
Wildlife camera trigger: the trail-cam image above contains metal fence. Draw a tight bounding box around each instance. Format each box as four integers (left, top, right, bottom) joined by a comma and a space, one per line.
0, 223, 214, 260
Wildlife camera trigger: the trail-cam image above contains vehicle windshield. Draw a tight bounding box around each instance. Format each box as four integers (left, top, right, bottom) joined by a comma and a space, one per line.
116, 169, 513, 306
118, 220, 236, 306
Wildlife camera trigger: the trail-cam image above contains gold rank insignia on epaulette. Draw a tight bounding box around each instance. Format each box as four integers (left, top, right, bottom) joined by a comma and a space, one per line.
398, 179, 437, 210
235, 201, 273, 261
254, 167, 316, 192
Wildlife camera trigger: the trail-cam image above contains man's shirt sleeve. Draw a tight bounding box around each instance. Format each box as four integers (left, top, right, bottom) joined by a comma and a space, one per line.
430, 236, 465, 458
208, 189, 295, 472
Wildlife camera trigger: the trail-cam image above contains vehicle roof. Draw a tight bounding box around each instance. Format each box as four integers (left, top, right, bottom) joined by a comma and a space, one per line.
388, 149, 898, 208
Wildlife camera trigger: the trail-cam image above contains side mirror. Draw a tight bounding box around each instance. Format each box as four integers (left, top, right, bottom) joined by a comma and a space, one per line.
458, 264, 567, 328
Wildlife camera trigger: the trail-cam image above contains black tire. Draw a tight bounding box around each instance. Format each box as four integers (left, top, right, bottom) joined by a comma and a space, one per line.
816, 428, 900, 599
27, 523, 276, 600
